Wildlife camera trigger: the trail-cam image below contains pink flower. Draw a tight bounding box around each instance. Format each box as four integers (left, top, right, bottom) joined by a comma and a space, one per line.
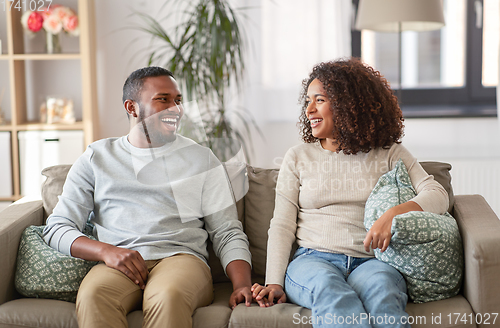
53, 6, 73, 21
40, 4, 61, 20
21, 4, 78, 37
21, 11, 44, 33
63, 15, 79, 35
43, 14, 63, 35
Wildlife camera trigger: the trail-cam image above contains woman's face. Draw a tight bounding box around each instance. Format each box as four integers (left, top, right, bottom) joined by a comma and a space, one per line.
305, 78, 334, 140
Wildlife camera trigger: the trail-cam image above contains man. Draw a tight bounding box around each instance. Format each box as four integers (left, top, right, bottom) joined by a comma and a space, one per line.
43, 66, 253, 328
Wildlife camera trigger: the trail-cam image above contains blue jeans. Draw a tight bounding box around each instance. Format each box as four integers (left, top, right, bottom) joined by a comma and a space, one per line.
285, 248, 410, 328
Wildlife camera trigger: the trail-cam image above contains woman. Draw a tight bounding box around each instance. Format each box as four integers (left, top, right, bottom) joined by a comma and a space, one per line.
251, 58, 448, 328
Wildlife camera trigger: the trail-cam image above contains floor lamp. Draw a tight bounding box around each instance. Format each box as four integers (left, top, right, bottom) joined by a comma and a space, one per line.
355, 0, 445, 105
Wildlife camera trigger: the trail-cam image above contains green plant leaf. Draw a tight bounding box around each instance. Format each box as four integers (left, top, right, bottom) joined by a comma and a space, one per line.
131, 0, 263, 162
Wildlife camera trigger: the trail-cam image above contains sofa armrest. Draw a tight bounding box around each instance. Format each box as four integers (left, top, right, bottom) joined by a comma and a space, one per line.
0, 200, 44, 305
453, 195, 500, 325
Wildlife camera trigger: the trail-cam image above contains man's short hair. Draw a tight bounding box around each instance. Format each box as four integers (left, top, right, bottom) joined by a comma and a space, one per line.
122, 66, 175, 104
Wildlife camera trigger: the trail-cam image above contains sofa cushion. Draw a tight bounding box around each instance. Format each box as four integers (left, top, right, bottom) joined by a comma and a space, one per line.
228, 294, 472, 328
244, 166, 280, 278
15, 225, 98, 303
230, 303, 313, 328
364, 159, 463, 303
41, 165, 72, 222
420, 161, 454, 213
0, 298, 79, 328
0, 282, 234, 328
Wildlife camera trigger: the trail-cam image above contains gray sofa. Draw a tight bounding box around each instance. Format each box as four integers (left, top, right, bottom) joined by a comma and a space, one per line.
0, 162, 499, 328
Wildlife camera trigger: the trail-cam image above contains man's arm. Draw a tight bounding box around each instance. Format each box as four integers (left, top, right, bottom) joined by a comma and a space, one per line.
43, 150, 94, 254
44, 147, 149, 289
70, 236, 149, 289
201, 154, 253, 308
226, 259, 253, 309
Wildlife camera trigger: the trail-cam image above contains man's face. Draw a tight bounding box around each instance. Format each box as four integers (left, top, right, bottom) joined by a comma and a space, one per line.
134, 75, 184, 146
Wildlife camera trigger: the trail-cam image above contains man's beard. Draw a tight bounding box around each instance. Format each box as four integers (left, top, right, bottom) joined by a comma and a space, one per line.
137, 108, 177, 147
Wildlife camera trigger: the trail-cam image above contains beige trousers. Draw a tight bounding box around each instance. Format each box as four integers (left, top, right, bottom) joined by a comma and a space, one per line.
76, 253, 214, 328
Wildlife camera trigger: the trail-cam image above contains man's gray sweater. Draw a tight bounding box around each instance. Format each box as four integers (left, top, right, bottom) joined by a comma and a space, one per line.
43, 135, 251, 271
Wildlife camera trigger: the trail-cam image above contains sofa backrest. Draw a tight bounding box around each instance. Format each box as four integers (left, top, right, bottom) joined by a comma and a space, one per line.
40, 161, 454, 284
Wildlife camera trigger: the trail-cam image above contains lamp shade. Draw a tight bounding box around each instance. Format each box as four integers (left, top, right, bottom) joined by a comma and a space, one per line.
355, 0, 445, 32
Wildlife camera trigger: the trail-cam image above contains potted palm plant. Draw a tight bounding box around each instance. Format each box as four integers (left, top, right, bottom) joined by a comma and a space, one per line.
133, 0, 260, 163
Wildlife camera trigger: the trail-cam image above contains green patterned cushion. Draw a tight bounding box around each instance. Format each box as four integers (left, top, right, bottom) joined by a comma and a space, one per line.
15, 225, 98, 303
364, 159, 463, 303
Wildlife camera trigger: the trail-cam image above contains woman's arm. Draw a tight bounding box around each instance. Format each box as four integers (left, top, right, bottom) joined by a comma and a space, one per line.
364, 201, 423, 252
264, 148, 301, 287
364, 144, 449, 252
393, 144, 449, 214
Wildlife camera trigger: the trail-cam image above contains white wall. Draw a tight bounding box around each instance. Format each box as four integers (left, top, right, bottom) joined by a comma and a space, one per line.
93, 0, 161, 139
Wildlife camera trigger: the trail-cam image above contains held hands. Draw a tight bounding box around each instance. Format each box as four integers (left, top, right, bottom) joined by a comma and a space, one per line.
230, 283, 286, 309
251, 283, 286, 307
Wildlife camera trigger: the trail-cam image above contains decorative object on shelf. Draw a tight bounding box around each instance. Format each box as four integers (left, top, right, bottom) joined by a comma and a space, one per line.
21, 4, 80, 54
40, 96, 75, 124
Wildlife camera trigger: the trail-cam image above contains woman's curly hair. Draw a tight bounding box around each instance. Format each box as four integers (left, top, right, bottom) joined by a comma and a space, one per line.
298, 57, 404, 155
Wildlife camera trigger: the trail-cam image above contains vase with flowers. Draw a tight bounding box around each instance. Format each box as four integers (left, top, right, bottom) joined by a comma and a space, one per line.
21, 5, 79, 54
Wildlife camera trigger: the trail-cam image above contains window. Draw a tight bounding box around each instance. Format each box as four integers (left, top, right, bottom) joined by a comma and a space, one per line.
352, 0, 498, 117
482, 0, 499, 87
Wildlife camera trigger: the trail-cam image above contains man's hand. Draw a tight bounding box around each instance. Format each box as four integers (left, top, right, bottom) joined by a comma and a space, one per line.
71, 236, 149, 289
229, 286, 253, 310
100, 246, 149, 289
225, 260, 253, 309
251, 283, 286, 307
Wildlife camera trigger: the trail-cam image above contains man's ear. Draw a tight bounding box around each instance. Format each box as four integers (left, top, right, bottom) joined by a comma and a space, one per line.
124, 100, 138, 118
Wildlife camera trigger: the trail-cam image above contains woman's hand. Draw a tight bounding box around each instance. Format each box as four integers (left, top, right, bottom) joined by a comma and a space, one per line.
363, 209, 394, 252
251, 283, 286, 307
364, 201, 423, 252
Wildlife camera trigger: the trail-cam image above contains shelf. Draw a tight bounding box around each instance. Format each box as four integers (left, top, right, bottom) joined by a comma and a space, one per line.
0, 54, 81, 60
0, 196, 20, 202
12, 53, 81, 60
1, 0, 98, 200
16, 122, 85, 131
0, 123, 85, 132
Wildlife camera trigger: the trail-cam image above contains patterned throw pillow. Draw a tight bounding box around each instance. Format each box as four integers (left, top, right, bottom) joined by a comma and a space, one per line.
364, 159, 463, 303
15, 225, 98, 303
